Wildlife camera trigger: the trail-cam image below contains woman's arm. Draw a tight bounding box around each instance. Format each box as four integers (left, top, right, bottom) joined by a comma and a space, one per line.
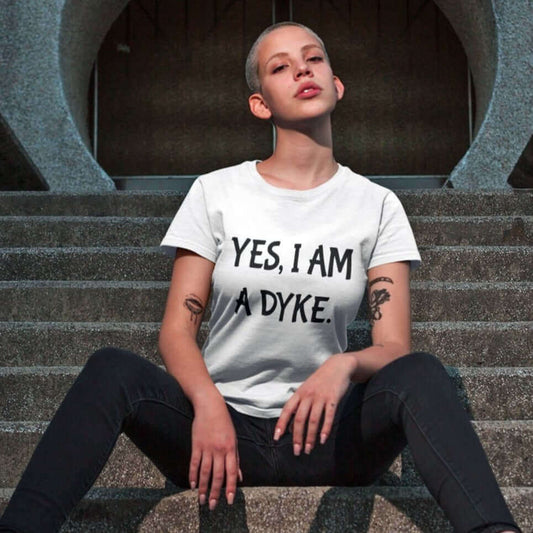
274, 260, 412, 455
159, 249, 216, 400
347, 260, 412, 382
159, 249, 240, 510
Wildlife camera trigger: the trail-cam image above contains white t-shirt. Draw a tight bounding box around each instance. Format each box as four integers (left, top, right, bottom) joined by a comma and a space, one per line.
161, 161, 420, 417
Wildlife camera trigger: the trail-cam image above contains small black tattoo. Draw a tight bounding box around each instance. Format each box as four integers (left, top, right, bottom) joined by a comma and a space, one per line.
184, 294, 204, 325
369, 288, 391, 325
368, 277, 393, 289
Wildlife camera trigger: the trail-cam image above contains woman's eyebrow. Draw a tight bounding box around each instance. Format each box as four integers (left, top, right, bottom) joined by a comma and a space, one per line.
264, 44, 324, 68
265, 51, 289, 67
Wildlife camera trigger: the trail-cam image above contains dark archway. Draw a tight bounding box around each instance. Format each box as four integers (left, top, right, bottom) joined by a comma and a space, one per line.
92, 0, 474, 178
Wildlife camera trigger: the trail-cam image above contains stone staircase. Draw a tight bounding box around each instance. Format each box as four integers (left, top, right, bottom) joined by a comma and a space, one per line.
0, 190, 532, 532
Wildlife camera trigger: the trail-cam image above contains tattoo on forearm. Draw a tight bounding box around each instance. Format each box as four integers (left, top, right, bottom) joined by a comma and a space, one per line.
184, 294, 204, 324
369, 288, 391, 325
368, 277, 393, 289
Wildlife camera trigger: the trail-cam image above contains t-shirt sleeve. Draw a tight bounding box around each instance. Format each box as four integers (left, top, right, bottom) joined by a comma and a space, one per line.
160, 178, 218, 262
367, 191, 421, 271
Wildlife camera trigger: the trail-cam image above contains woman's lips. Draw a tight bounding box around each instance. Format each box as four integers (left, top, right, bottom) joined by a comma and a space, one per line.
295, 83, 322, 99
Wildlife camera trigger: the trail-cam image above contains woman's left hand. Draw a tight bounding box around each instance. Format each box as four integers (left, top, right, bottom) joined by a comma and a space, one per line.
274, 353, 356, 455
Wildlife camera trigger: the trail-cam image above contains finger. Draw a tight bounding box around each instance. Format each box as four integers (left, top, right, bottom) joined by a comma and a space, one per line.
198, 453, 212, 506
225, 451, 238, 505
237, 449, 243, 483
274, 394, 300, 441
189, 448, 202, 490
320, 400, 338, 444
208, 454, 226, 510
304, 400, 325, 454
292, 397, 312, 456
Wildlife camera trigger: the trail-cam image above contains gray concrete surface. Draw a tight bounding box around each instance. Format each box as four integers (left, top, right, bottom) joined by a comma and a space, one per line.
0, 1, 117, 191
0, 191, 532, 216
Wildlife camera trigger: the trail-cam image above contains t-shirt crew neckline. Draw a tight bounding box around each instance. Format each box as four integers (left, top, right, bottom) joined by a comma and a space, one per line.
247, 160, 345, 200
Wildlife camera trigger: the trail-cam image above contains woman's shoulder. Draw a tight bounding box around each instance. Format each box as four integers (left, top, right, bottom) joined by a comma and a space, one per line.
194, 161, 256, 188
339, 164, 398, 203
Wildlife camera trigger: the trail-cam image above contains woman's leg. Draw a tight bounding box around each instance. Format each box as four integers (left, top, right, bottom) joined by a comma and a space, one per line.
339, 352, 521, 533
0, 347, 195, 533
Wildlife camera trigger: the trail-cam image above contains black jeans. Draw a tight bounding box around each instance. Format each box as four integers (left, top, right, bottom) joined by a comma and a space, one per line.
0, 348, 521, 533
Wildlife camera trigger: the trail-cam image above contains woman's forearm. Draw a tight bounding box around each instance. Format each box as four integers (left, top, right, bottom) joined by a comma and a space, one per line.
159, 331, 224, 409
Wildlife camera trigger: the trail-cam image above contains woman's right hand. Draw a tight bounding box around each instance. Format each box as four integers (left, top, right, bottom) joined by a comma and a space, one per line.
189, 393, 242, 510
159, 250, 241, 509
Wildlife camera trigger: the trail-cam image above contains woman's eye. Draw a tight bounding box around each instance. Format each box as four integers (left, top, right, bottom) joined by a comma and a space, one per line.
308, 56, 323, 62
272, 64, 286, 74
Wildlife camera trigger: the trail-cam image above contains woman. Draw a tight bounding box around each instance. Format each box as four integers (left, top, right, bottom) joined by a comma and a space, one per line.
0, 22, 521, 533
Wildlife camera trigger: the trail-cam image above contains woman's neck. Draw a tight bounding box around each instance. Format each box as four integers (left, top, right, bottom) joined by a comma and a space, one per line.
257, 119, 337, 190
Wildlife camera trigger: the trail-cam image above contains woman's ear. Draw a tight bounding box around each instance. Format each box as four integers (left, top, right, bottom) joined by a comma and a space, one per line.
248, 93, 272, 120
333, 76, 345, 102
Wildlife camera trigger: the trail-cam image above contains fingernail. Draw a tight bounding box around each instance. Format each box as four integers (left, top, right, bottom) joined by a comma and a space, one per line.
190, 481, 196, 490
209, 499, 217, 511
305, 443, 312, 455
199, 494, 206, 505
274, 428, 281, 441
293, 443, 301, 456
320, 433, 327, 445
227, 492, 235, 505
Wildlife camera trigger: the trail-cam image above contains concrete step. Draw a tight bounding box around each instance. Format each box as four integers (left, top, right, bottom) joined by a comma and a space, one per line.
1, 366, 531, 422
0, 191, 531, 217
409, 282, 533, 322
349, 321, 533, 367
0, 486, 531, 532
1, 281, 531, 322
0, 487, 172, 533
1, 246, 531, 282
1, 216, 532, 248
410, 216, 533, 246
399, 190, 533, 216
0, 192, 185, 217
0, 216, 171, 247
413, 246, 532, 281
112, 486, 533, 533
1, 420, 532, 490
0, 247, 172, 281
0, 281, 169, 322
1, 321, 531, 368
0, 247, 171, 281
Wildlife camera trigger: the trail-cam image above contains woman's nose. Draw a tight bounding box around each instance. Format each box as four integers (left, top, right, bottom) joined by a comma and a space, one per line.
294, 63, 312, 79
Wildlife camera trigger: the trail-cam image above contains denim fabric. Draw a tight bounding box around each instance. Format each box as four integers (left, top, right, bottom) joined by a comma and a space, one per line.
0, 348, 521, 533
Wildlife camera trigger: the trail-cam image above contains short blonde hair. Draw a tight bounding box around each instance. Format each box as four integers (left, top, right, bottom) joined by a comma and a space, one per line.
245, 22, 329, 94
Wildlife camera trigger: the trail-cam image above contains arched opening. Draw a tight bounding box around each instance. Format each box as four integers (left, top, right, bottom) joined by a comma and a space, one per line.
89, 0, 472, 187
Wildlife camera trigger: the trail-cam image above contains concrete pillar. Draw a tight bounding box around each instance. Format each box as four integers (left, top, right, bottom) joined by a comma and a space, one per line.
435, 0, 533, 188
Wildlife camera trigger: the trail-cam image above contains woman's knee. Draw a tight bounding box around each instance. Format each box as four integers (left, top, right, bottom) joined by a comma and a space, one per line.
371, 352, 450, 393
395, 351, 445, 375
84, 347, 148, 387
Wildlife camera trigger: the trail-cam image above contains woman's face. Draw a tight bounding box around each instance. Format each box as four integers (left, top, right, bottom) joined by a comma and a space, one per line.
251, 26, 344, 125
